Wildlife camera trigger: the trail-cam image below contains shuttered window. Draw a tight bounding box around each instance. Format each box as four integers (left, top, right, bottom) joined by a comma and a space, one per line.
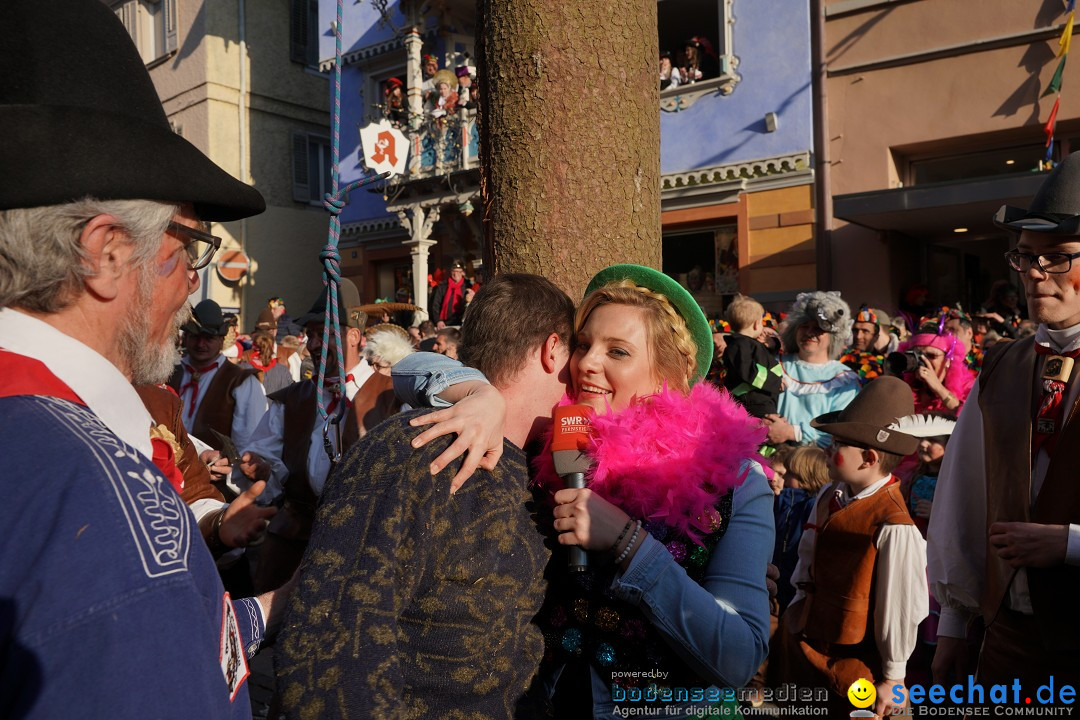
290, 0, 320, 66
110, 0, 177, 65
292, 131, 332, 204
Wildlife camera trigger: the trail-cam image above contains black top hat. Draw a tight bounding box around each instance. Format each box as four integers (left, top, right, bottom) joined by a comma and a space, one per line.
297, 278, 366, 329
811, 376, 919, 455
994, 152, 1080, 235
182, 300, 231, 337
0, 0, 264, 221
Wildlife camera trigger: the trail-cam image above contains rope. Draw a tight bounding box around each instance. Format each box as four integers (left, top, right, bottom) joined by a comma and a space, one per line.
315, 0, 389, 443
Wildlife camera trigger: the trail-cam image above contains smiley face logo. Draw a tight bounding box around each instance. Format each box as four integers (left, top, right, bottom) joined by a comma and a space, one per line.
847, 678, 876, 709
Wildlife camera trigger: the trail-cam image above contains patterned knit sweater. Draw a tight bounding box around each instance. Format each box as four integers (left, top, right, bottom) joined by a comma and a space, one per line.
275, 410, 550, 720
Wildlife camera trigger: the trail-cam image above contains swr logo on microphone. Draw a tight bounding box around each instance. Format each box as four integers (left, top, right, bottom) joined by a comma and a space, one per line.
561, 416, 587, 426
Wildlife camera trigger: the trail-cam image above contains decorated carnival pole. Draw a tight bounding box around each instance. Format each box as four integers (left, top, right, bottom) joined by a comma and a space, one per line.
315, 0, 390, 460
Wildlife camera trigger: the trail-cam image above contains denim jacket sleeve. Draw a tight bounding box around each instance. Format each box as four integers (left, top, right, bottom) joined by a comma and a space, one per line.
609, 461, 774, 688
391, 351, 489, 408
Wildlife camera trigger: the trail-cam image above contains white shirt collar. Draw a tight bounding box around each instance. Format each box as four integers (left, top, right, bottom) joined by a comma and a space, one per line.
841, 473, 893, 503
344, 361, 371, 401
0, 308, 154, 459
1037, 323, 1080, 354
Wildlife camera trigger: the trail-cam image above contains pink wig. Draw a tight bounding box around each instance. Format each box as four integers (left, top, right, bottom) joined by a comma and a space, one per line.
899, 331, 975, 410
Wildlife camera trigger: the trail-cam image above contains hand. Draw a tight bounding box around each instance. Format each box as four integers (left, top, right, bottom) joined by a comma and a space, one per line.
874, 679, 906, 717
552, 488, 632, 552
218, 480, 277, 548
913, 498, 933, 519
988, 521, 1068, 568
932, 635, 969, 686
238, 451, 271, 483
763, 414, 796, 444
257, 567, 299, 634
200, 449, 232, 481
917, 355, 946, 394
408, 382, 506, 493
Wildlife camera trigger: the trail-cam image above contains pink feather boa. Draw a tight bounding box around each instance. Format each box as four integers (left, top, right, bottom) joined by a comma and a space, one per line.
899, 332, 976, 412
532, 383, 768, 544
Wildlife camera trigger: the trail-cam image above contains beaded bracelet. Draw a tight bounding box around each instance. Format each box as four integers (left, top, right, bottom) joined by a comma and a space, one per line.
615, 521, 642, 565
609, 519, 634, 555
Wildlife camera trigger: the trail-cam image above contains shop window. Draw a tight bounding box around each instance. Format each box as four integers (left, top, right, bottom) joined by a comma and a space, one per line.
662, 225, 738, 319
906, 142, 1058, 186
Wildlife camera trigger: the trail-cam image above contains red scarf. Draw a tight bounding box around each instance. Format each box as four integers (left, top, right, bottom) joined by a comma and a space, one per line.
248, 354, 276, 374
0, 349, 184, 494
180, 359, 220, 420
439, 276, 465, 321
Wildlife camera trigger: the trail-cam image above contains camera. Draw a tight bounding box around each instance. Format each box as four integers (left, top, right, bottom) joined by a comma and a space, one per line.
885, 349, 924, 375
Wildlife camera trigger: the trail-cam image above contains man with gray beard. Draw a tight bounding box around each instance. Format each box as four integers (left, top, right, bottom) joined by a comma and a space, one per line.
0, 1, 293, 718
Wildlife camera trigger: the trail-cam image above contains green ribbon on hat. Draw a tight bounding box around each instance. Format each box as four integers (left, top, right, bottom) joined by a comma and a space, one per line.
584, 264, 714, 385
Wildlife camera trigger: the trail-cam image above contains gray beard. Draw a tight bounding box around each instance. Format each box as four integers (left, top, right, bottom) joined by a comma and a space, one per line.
120, 269, 192, 385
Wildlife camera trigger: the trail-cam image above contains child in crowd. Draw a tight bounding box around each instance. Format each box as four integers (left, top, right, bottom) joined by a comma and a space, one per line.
772, 377, 928, 717
722, 294, 781, 418
771, 446, 830, 612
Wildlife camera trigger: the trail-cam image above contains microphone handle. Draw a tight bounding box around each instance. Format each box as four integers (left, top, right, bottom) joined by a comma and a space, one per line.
565, 472, 588, 572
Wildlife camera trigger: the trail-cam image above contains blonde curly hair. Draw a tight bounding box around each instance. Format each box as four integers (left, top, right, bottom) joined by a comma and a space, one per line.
576, 279, 698, 393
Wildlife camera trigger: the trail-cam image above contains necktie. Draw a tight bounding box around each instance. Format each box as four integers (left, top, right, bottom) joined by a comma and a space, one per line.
1032, 344, 1080, 457
180, 361, 219, 421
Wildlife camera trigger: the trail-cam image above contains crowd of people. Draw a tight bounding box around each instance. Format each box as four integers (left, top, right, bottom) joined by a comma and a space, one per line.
380, 53, 479, 131
5, 2, 1080, 719
659, 36, 718, 90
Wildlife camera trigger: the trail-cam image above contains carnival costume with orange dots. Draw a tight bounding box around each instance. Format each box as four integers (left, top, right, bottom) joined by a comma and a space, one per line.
532, 382, 770, 696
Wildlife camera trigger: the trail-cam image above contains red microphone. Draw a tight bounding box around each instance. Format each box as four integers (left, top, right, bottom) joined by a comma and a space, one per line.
552, 405, 593, 572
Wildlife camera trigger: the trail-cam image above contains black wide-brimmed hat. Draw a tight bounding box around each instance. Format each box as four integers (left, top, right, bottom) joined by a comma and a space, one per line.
0, 0, 265, 221
994, 152, 1080, 235
297, 279, 367, 330
811, 376, 919, 455
182, 300, 231, 337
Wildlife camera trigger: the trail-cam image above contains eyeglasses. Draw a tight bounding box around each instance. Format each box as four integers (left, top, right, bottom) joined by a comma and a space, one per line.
168, 221, 221, 271
1004, 249, 1080, 275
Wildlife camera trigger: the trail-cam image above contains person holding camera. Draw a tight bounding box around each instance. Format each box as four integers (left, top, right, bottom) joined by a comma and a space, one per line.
886, 316, 975, 414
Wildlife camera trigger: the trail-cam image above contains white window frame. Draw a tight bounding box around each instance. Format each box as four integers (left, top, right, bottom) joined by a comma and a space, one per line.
111, 0, 177, 67
658, 0, 741, 111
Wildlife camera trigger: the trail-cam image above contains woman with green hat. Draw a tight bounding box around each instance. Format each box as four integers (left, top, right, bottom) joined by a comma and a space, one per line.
403, 264, 774, 718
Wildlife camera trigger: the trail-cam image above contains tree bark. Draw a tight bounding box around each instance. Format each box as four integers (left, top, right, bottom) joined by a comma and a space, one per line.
478, 0, 661, 301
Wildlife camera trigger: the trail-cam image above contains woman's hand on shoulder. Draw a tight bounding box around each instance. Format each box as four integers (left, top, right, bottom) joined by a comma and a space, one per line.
408, 381, 506, 493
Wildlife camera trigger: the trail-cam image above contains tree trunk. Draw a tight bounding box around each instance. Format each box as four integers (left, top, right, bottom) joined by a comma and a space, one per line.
478, 0, 661, 301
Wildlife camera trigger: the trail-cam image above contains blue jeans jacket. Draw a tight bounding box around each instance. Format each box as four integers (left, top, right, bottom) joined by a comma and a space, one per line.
391, 352, 774, 718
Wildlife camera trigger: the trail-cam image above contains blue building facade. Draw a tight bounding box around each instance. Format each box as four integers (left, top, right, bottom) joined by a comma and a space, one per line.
319, 0, 815, 314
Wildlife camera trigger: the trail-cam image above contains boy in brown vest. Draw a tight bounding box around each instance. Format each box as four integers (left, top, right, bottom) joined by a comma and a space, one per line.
773, 376, 927, 716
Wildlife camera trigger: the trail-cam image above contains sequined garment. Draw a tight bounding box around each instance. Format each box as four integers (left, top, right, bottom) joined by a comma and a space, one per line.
536, 493, 733, 692
275, 411, 550, 720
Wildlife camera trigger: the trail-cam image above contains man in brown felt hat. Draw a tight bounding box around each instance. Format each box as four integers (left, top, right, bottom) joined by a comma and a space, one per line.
931, 152, 1080, 692
0, 0, 290, 717
772, 376, 927, 717
168, 299, 268, 459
